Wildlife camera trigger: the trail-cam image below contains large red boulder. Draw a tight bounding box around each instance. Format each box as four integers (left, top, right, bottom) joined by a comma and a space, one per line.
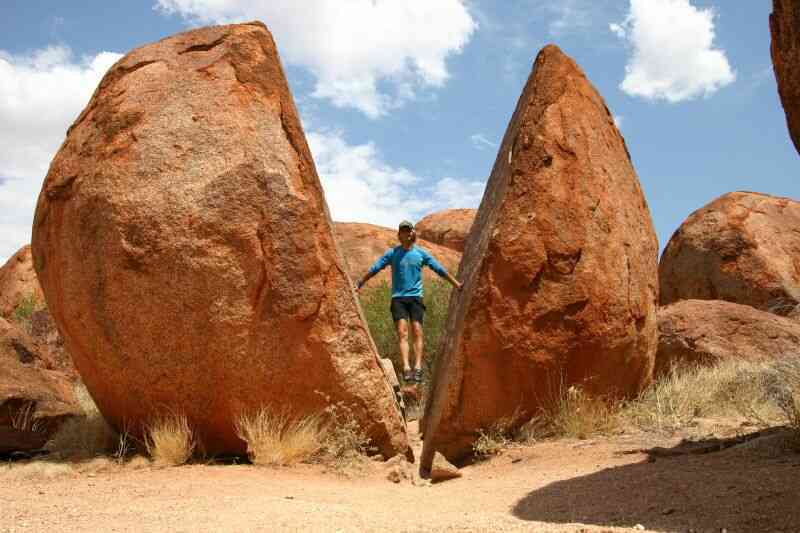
422, 45, 659, 467
333, 222, 461, 287
0, 318, 79, 435
0, 246, 44, 319
656, 299, 800, 376
415, 209, 476, 252
659, 192, 800, 314
31, 23, 408, 457
771, 0, 800, 155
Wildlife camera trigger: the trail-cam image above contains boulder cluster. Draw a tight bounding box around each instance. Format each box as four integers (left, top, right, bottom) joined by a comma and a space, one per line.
2, 3, 799, 470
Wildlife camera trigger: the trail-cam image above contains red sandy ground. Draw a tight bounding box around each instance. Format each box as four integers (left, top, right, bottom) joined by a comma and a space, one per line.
2, 421, 799, 532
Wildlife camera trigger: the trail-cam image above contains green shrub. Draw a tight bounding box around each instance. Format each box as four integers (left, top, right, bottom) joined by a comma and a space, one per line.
11, 293, 45, 333
359, 279, 452, 383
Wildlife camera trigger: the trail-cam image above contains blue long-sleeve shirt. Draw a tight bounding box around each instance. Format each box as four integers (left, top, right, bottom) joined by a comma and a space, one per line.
368, 245, 449, 298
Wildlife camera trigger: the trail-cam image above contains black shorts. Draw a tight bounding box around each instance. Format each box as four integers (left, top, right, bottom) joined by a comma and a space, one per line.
390, 297, 426, 324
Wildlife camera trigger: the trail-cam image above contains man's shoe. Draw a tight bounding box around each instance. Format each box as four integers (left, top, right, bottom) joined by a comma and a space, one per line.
403, 369, 414, 384
413, 368, 424, 384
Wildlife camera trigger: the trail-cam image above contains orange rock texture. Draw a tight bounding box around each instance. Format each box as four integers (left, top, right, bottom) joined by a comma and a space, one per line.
0, 317, 79, 435
771, 0, 800, 154
333, 222, 461, 287
415, 209, 476, 252
422, 45, 659, 467
656, 299, 800, 376
659, 192, 800, 314
31, 23, 408, 457
0, 246, 44, 319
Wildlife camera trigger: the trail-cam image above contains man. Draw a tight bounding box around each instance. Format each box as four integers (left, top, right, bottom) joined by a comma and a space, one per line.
355, 220, 463, 384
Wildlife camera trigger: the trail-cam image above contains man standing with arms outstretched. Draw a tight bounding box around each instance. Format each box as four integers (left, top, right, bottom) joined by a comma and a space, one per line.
355, 220, 463, 385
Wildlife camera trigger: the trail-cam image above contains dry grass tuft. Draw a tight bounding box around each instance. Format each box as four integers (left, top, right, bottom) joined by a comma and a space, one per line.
235, 408, 325, 466
0, 460, 74, 481
473, 413, 517, 458
46, 384, 117, 458
522, 386, 620, 441
622, 359, 787, 433
235, 400, 373, 470
10, 401, 45, 433
144, 413, 196, 466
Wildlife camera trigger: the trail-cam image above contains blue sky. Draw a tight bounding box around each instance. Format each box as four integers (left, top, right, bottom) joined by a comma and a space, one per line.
0, 0, 796, 264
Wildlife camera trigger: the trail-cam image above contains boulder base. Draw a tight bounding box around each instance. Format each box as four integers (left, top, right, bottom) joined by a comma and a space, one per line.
656, 299, 800, 375
31, 22, 408, 457
659, 192, 800, 313
422, 45, 658, 468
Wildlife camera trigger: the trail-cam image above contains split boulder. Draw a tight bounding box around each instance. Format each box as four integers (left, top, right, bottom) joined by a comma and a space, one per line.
31, 23, 408, 457
656, 299, 800, 376
422, 45, 659, 467
771, 0, 800, 154
659, 192, 800, 314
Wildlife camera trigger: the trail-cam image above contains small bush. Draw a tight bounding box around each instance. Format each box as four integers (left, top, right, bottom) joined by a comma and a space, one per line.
46, 384, 117, 458
235, 408, 325, 466
11, 293, 45, 333
144, 413, 196, 466
472, 413, 518, 458
317, 400, 373, 469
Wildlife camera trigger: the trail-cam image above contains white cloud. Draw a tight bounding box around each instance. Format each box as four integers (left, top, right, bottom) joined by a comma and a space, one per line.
470, 133, 497, 151
611, 0, 735, 102
308, 129, 484, 227
0, 46, 122, 263
547, 0, 593, 36
155, 0, 477, 118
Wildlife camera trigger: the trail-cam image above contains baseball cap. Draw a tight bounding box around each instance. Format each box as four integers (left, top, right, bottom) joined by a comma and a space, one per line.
398, 220, 414, 230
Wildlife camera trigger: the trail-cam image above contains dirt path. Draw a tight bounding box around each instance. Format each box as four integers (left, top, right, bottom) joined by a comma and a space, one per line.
3, 422, 799, 532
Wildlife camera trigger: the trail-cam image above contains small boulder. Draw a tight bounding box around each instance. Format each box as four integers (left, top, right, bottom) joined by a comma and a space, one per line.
771, 0, 800, 154
0, 317, 79, 435
415, 209, 476, 252
656, 299, 800, 375
422, 45, 659, 468
0, 245, 44, 320
430, 451, 462, 482
659, 192, 800, 313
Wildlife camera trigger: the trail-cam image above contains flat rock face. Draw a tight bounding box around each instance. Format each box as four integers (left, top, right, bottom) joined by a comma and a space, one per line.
422, 45, 659, 467
659, 192, 800, 314
0, 317, 79, 435
415, 209, 476, 252
0, 246, 44, 319
771, 0, 800, 154
333, 222, 461, 287
31, 23, 408, 457
656, 299, 800, 376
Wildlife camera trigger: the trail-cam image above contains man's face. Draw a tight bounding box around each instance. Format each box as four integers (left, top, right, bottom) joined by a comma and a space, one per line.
398, 227, 413, 244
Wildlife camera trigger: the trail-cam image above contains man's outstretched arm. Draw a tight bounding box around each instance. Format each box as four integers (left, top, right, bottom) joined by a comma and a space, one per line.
356, 248, 393, 291
422, 251, 463, 291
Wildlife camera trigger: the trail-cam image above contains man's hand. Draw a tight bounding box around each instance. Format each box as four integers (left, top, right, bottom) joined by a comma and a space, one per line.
355, 278, 365, 292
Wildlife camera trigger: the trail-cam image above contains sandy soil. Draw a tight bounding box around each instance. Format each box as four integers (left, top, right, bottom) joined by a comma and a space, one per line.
2, 422, 799, 533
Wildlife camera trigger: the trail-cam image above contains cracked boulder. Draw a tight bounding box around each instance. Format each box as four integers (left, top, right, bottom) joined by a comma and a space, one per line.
771, 0, 800, 155
659, 192, 800, 314
31, 22, 409, 457
656, 299, 800, 376
422, 45, 659, 467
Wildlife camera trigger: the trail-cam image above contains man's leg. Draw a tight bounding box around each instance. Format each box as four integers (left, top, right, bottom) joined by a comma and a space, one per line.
411, 320, 424, 371
395, 318, 411, 372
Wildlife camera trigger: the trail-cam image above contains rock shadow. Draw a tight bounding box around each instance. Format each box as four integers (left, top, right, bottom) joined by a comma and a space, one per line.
511, 429, 800, 532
